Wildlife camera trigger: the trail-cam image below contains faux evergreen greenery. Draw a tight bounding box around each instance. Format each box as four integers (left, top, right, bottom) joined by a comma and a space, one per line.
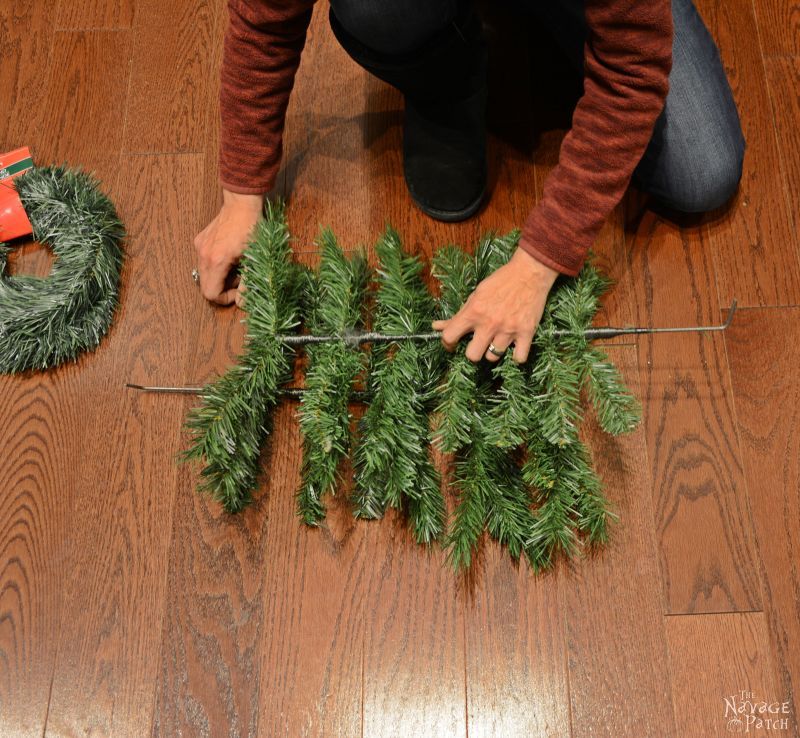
0, 166, 125, 373
296, 227, 370, 524
183, 201, 306, 511
350, 225, 447, 543
182, 200, 641, 572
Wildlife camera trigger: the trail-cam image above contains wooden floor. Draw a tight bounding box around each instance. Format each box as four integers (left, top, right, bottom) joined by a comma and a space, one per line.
1, 0, 799, 736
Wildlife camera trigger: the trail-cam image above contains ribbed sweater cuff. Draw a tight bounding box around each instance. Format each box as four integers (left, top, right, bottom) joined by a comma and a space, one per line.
518, 206, 588, 277
219, 178, 274, 196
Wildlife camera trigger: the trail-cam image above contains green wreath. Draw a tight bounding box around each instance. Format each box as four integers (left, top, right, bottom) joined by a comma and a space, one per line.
0, 165, 125, 374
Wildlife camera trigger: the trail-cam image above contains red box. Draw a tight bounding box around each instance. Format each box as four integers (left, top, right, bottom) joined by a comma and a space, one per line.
0, 147, 35, 241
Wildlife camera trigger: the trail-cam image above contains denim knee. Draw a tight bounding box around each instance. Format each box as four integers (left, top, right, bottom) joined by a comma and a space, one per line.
661, 129, 746, 213
329, 0, 461, 55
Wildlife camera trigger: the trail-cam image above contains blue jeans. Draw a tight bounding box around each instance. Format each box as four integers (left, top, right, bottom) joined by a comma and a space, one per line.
329, 0, 746, 214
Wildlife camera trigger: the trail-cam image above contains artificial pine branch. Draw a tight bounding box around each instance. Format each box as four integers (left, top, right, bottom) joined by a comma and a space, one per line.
519, 259, 633, 568
432, 230, 540, 569
483, 357, 536, 449
581, 345, 641, 435
182, 199, 301, 512
429, 245, 478, 453
351, 226, 446, 542
295, 228, 370, 524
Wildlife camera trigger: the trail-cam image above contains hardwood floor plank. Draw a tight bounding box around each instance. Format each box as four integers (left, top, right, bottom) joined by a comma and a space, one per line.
150, 461, 273, 738
0, 371, 84, 736
626, 195, 763, 614
725, 306, 800, 734
1, 18, 135, 738
43, 153, 202, 736
527, 44, 679, 733
336, 30, 475, 738
752, 0, 800, 57
665, 612, 786, 737
694, 0, 800, 307
55, 0, 135, 30
764, 57, 800, 244
23, 30, 132, 188
254, 410, 365, 738
0, 1, 53, 153
123, 0, 218, 154
563, 347, 678, 738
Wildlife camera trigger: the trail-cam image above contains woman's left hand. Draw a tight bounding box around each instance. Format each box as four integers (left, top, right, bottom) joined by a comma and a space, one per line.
431, 248, 560, 364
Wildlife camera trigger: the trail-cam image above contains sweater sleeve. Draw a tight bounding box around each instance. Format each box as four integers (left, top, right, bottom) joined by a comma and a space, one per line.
517, 0, 673, 276
219, 0, 316, 195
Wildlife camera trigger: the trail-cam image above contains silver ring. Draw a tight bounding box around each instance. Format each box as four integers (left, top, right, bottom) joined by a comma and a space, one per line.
487, 342, 506, 357
191, 268, 200, 285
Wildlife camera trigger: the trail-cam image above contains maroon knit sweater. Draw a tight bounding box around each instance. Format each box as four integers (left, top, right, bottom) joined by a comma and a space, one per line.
219, 0, 673, 276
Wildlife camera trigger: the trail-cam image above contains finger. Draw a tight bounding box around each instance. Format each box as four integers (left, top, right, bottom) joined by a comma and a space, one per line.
213, 287, 238, 307
464, 327, 494, 363
234, 281, 245, 309
484, 334, 514, 363
431, 319, 447, 330
198, 258, 230, 303
512, 331, 535, 364
440, 312, 475, 351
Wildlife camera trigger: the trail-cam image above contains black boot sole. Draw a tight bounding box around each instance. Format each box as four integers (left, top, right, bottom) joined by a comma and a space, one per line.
405, 177, 486, 222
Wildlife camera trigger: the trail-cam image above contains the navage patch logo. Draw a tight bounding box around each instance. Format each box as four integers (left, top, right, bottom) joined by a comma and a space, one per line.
724, 690, 792, 732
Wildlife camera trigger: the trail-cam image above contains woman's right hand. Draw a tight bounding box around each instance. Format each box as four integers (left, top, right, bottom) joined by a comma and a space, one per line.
193, 189, 265, 306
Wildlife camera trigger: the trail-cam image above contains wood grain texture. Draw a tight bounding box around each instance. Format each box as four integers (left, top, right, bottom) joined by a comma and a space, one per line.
518, 19, 677, 733
123, 0, 219, 154
251, 7, 366, 737
0, 19, 133, 738
255, 422, 365, 738
752, 0, 800, 57
0, 1, 53, 153
694, 0, 800, 308
563, 347, 678, 738
43, 154, 201, 737
665, 612, 784, 737
626, 195, 762, 614
55, 0, 135, 30
764, 57, 800, 242
0, 371, 83, 737
24, 30, 132, 189
726, 307, 800, 736
282, 6, 469, 737
150, 460, 273, 738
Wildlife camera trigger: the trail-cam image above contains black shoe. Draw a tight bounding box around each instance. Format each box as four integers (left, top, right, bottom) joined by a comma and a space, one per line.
403, 79, 488, 221
329, 3, 489, 222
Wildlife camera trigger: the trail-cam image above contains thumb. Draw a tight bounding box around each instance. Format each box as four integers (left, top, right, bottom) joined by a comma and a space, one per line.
234, 280, 246, 309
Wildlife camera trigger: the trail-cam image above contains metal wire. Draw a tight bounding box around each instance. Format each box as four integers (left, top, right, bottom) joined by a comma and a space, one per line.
127, 300, 736, 395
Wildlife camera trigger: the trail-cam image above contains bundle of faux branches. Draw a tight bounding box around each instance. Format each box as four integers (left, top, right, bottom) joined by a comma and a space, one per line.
182, 199, 641, 571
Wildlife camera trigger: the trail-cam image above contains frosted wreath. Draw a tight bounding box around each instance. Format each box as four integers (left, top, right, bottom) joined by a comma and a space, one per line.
0, 166, 125, 374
